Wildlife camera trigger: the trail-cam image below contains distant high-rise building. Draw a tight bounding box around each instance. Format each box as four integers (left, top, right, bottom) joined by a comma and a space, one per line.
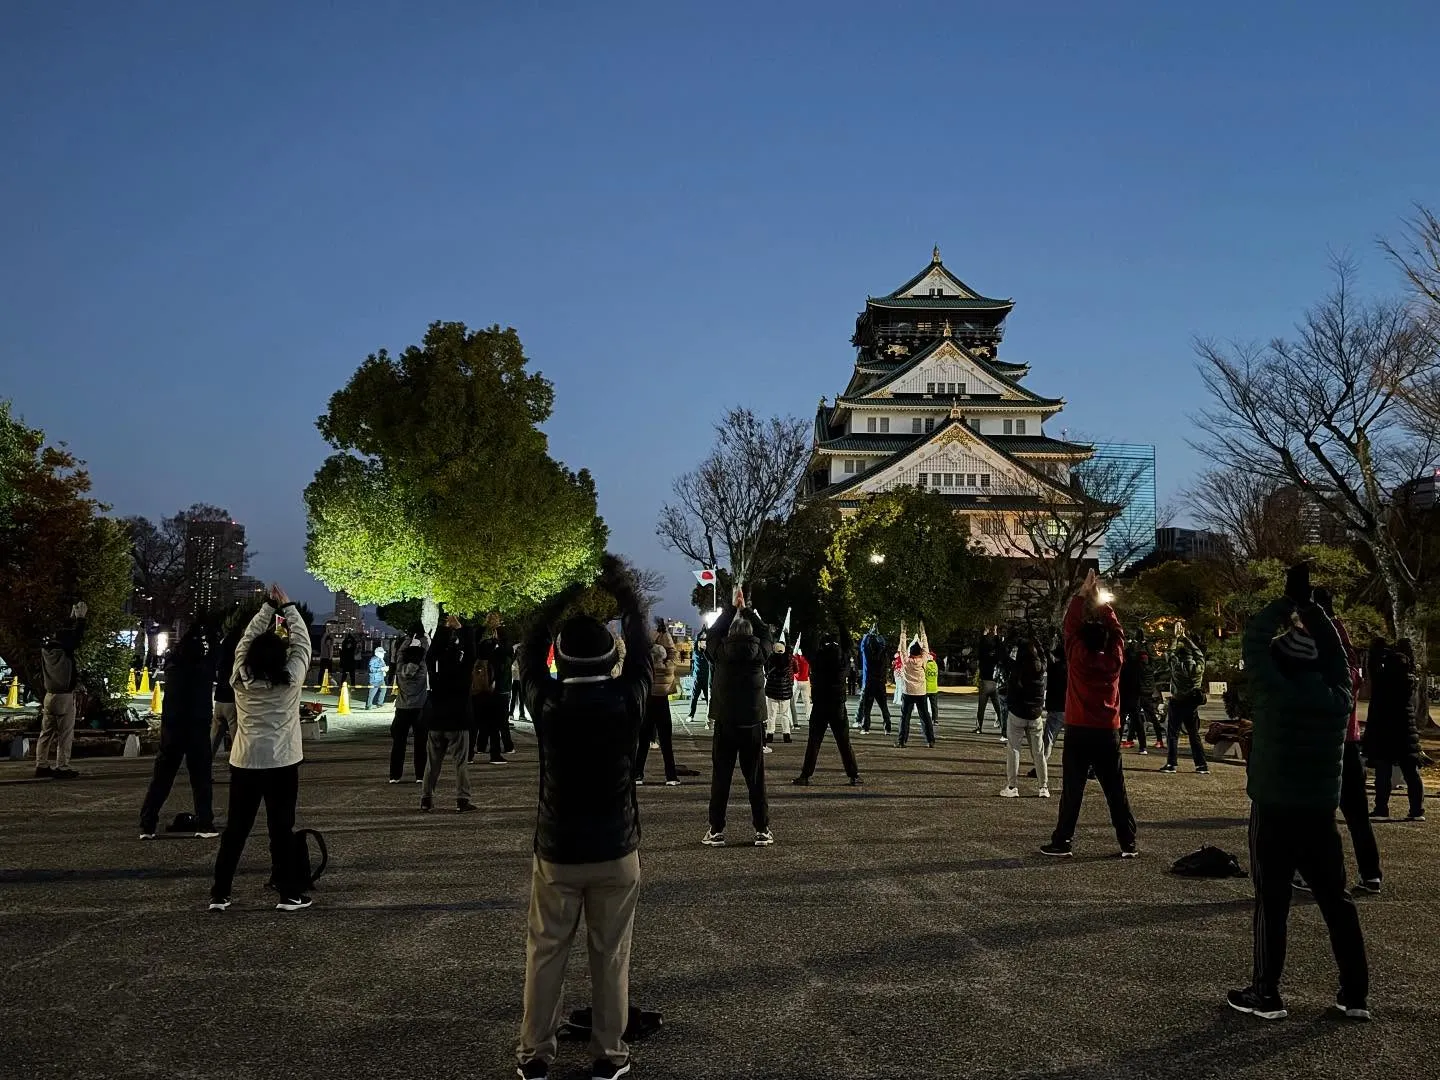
184, 518, 246, 617
1264, 485, 1350, 547
1155, 527, 1229, 560
227, 574, 267, 607
333, 590, 363, 636
1091, 443, 1157, 571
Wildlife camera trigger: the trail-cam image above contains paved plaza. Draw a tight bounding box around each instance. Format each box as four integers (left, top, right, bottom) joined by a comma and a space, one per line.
1, 702, 1436, 1080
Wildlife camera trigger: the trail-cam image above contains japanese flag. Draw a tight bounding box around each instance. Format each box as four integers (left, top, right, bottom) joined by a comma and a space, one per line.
692, 568, 718, 585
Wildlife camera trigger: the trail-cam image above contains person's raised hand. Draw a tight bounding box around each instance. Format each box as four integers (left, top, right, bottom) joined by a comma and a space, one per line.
71, 601, 87, 618
734, 586, 746, 609
270, 584, 290, 607
1079, 569, 1100, 604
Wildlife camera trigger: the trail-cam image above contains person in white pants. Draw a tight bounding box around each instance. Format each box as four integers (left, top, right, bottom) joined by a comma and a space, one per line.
789, 648, 810, 731
764, 640, 795, 753
1000, 632, 1050, 798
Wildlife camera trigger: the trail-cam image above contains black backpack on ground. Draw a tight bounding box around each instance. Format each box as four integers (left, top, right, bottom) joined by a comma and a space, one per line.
165, 812, 197, 833
1170, 844, 1246, 879
558, 1005, 663, 1042
290, 829, 328, 890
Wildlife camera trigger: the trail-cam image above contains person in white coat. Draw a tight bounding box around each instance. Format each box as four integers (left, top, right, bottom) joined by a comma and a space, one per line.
209, 584, 313, 913
897, 622, 935, 748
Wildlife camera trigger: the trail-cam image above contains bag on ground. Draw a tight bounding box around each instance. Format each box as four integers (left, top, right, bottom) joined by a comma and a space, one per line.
290, 828, 329, 889
1170, 844, 1246, 878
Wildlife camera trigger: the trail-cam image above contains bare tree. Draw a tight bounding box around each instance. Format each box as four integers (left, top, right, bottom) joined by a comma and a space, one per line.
1193, 259, 1440, 650
1182, 467, 1306, 561
1382, 204, 1440, 428
981, 451, 1149, 625
656, 407, 810, 587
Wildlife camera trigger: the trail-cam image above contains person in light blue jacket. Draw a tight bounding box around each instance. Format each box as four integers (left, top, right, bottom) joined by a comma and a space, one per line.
367, 647, 388, 709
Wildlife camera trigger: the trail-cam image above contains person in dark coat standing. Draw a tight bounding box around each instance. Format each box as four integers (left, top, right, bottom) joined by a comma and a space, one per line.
792, 627, 862, 786
515, 555, 652, 1080
140, 622, 220, 838
210, 620, 242, 758
1042, 572, 1137, 858
1041, 634, 1067, 763
688, 639, 711, 719
473, 614, 514, 765
974, 627, 1006, 734
703, 588, 775, 848
421, 615, 477, 812
854, 626, 892, 733
635, 620, 681, 785
338, 633, 359, 691
389, 645, 428, 784
1362, 637, 1425, 822
1001, 630, 1048, 798
1227, 563, 1368, 1022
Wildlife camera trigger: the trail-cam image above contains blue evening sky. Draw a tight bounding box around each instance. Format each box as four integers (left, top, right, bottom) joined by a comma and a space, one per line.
3, 2, 1438, 619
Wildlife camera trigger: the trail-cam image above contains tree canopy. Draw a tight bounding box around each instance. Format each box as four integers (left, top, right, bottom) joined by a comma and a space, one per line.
305, 322, 606, 615
0, 401, 132, 703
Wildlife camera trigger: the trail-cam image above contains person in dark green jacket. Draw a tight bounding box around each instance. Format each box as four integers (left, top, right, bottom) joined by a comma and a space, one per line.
1161, 627, 1209, 773
1227, 563, 1370, 1024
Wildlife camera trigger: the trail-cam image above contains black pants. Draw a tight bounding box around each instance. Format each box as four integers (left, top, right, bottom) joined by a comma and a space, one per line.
1249, 802, 1369, 1002
212, 763, 300, 900
1166, 698, 1207, 769
477, 692, 509, 761
899, 694, 934, 746
856, 681, 891, 731
339, 663, 358, 689
1340, 741, 1381, 883
390, 707, 426, 781
510, 681, 526, 723
688, 678, 709, 717
1051, 726, 1136, 849
709, 725, 768, 833
635, 695, 678, 782
1372, 756, 1425, 817
799, 703, 859, 780
140, 721, 214, 831
1123, 696, 1161, 745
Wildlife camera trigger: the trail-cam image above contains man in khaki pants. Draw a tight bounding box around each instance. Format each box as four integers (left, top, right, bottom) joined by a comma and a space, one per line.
516, 556, 653, 1080
36, 601, 86, 779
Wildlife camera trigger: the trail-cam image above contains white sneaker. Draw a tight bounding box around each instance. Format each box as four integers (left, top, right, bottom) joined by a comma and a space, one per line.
1038, 787, 1051, 798
762, 745, 772, 755
999, 786, 1020, 798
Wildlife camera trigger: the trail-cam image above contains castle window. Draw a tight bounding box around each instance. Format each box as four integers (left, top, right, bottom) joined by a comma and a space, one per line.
924, 418, 935, 433
912, 418, 922, 434
943, 473, 955, 487
966, 474, 977, 488
879, 418, 890, 433
980, 474, 991, 488
1004, 419, 1014, 435
968, 419, 981, 432
843, 459, 856, 474
945, 382, 957, 395
916, 473, 927, 487
867, 417, 877, 433
957, 382, 966, 396
926, 382, 936, 394
1016, 419, 1027, 435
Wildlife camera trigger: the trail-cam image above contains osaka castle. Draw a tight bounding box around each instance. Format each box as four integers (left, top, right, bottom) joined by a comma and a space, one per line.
803, 247, 1098, 547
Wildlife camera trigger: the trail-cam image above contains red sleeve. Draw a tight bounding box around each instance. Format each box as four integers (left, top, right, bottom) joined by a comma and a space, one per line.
1063, 595, 1086, 640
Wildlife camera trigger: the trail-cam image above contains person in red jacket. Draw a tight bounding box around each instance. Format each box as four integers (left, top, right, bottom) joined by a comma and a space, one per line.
1041, 570, 1138, 858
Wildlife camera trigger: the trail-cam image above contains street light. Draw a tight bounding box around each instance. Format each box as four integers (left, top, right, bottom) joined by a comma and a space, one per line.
702, 608, 722, 627
869, 552, 886, 564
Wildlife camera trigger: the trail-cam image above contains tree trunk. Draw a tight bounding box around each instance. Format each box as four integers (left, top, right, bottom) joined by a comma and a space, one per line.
421, 597, 439, 639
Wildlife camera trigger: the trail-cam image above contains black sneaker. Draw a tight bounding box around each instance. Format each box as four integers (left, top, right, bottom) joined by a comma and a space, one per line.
1227, 986, 1287, 1020
1040, 842, 1073, 858
1196, 766, 1210, 775
849, 775, 863, 785
517, 1059, 549, 1079
489, 756, 508, 765
207, 896, 231, 912
502, 741, 516, 754
276, 895, 313, 912
1369, 809, 1389, 820
1351, 879, 1382, 895
51, 767, 80, 779
419, 796, 433, 812
754, 829, 775, 847
591, 1059, 631, 1080
791, 775, 810, 786
1331, 992, 1371, 1021
33, 766, 52, 779
1407, 812, 1426, 822
139, 830, 157, 841
1120, 843, 1139, 859
456, 799, 477, 813
1159, 764, 1177, 774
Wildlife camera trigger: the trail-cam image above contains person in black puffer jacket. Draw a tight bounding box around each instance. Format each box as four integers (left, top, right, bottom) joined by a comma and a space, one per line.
1362, 639, 1425, 821
140, 621, 220, 837
793, 628, 862, 786
515, 555, 652, 1080
1041, 634, 1067, 763
764, 639, 796, 747
421, 617, 478, 811
1001, 631, 1049, 798
704, 588, 775, 847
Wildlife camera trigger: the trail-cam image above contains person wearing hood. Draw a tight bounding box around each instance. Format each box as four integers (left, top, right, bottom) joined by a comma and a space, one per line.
854, 626, 892, 734
389, 644, 428, 784
1363, 637, 1425, 823
35, 601, 87, 779
365, 646, 388, 710
422, 614, 479, 811
764, 637, 796, 749
140, 620, 220, 839
1161, 626, 1209, 774
514, 555, 652, 1080
792, 626, 862, 786
210, 584, 314, 912
703, 588, 775, 848
635, 619, 681, 786
1227, 563, 1368, 1023
1041, 571, 1137, 859
1001, 629, 1049, 799
897, 623, 935, 748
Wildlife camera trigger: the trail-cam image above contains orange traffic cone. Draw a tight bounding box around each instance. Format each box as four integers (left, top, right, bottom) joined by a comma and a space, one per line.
126, 669, 137, 695
150, 683, 163, 714
337, 682, 351, 716
139, 668, 151, 695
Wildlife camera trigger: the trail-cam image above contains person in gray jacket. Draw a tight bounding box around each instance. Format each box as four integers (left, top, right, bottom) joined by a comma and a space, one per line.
36, 601, 87, 779
389, 645, 428, 783
209, 584, 313, 913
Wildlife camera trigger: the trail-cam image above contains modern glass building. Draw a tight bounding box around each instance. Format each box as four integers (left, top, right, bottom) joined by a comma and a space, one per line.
1090, 443, 1156, 571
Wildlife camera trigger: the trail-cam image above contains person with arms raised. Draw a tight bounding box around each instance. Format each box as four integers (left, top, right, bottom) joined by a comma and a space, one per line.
514, 556, 653, 1080
422, 614, 478, 811
703, 587, 775, 848
792, 625, 862, 786
140, 621, 220, 839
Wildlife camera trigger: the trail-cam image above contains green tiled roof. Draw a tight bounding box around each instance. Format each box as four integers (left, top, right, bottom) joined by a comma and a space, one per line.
867, 296, 1013, 311
815, 433, 922, 453
839, 337, 1061, 406
985, 435, 1094, 457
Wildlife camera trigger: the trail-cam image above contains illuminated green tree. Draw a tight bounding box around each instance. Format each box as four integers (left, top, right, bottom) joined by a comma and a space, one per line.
305, 322, 606, 616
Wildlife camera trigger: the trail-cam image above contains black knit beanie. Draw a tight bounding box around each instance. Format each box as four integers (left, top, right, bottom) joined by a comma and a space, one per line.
555, 615, 618, 682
